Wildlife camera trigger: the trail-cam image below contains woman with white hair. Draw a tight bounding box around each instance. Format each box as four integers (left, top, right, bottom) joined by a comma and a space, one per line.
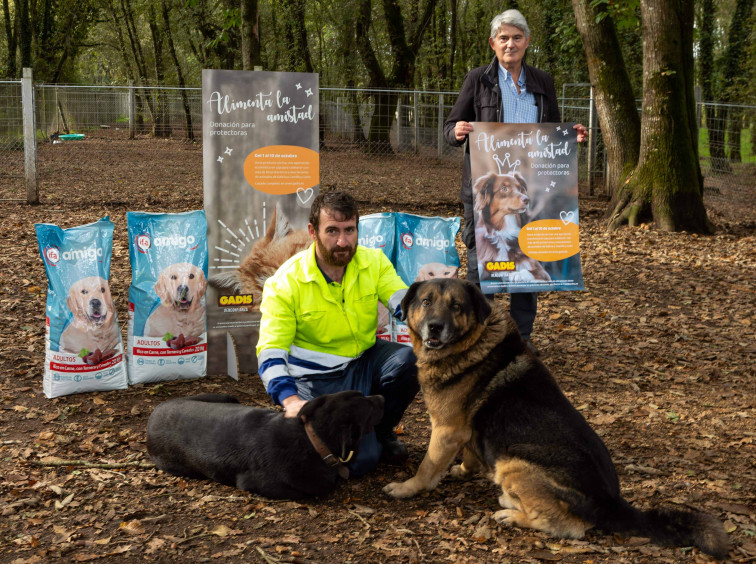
443, 9, 586, 356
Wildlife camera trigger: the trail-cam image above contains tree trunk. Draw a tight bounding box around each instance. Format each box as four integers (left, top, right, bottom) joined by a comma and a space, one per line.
121, 0, 156, 131
148, 4, 169, 138
698, 0, 731, 174
240, 0, 260, 70
107, 0, 145, 134
3, 0, 17, 77
19, 0, 31, 68
279, 0, 313, 72
448, 0, 457, 90
572, 0, 641, 204
162, 0, 193, 141
721, 0, 754, 164
608, 0, 711, 233
355, 0, 436, 153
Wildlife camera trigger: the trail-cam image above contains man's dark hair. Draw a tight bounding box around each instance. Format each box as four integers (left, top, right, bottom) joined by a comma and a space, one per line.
309, 191, 359, 231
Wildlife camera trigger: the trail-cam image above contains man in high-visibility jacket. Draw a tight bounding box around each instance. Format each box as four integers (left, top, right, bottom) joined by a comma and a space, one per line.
256, 191, 419, 476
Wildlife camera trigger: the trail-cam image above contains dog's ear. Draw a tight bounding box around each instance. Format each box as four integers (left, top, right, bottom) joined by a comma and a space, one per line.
513, 172, 527, 193
66, 289, 78, 316
154, 274, 171, 305
472, 173, 496, 211
464, 280, 492, 324
197, 270, 208, 298
297, 393, 330, 421
400, 282, 423, 321
367, 395, 385, 427
263, 205, 278, 242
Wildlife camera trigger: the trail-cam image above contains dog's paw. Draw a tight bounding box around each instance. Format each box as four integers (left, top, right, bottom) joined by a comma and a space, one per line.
493, 509, 521, 528
449, 464, 471, 480
383, 480, 419, 499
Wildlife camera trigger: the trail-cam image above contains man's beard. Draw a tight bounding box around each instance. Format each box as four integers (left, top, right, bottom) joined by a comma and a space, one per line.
316, 235, 355, 267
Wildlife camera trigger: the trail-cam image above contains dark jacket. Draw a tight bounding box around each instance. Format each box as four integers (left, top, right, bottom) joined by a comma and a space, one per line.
444, 57, 562, 203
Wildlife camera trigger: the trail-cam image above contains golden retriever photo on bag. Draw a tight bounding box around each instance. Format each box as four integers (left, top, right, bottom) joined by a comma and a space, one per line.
59, 276, 121, 357
144, 263, 208, 339
473, 171, 551, 283
383, 278, 729, 558
414, 262, 459, 282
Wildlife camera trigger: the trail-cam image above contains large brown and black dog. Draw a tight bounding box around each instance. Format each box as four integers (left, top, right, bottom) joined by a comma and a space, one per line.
383, 278, 729, 558
148, 391, 384, 499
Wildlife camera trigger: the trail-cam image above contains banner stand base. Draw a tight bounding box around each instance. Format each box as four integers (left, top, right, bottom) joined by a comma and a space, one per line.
226, 332, 240, 381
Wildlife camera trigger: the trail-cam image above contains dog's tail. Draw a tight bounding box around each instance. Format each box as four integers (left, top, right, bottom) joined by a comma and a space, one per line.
599, 498, 729, 558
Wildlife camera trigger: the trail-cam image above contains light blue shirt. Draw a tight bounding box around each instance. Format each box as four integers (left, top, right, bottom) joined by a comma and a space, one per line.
497, 64, 538, 124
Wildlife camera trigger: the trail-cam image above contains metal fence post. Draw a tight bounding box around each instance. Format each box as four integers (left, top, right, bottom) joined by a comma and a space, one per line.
414, 92, 419, 154
21, 68, 39, 204
587, 87, 596, 196
128, 81, 135, 140
438, 94, 444, 157
397, 95, 403, 150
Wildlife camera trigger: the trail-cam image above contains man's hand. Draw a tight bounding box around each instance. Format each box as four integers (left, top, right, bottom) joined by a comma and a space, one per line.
573, 123, 588, 143
454, 121, 474, 141
282, 395, 308, 418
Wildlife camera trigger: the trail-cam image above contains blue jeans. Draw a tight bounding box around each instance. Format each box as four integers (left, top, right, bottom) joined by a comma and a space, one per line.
295, 340, 419, 476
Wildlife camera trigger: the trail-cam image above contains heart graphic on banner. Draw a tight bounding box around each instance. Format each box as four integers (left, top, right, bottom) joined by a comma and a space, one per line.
297, 187, 314, 206
560, 210, 575, 225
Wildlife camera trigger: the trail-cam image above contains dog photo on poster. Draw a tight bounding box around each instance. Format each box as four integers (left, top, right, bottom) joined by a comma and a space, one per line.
469, 122, 585, 294
203, 70, 319, 376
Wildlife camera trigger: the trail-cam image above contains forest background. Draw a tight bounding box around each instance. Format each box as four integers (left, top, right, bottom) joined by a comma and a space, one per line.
2, 0, 755, 232
0, 0, 753, 112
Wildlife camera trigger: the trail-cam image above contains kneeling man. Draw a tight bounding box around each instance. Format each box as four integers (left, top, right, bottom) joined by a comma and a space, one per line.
256, 191, 419, 475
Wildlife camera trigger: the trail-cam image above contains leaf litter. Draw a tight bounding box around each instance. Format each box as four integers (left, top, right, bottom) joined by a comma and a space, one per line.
0, 136, 754, 562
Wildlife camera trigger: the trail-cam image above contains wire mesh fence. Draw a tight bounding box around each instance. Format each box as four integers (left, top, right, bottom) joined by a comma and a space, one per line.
35, 85, 203, 140
0, 80, 753, 204
0, 81, 24, 179
320, 88, 463, 159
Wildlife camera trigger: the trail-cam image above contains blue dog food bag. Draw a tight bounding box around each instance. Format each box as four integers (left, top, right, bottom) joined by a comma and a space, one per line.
393, 213, 462, 345
359, 212, 396, 263
127, 211, 209, 384
359, 213, 396, 341
35, 217, 128, 398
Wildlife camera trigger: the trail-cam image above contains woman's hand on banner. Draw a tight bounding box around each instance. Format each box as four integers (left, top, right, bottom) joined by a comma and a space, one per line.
455, 121, 474, 141
573, 123, 588, 143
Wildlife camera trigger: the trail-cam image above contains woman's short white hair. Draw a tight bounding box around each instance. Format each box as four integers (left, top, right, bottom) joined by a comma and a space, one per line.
490, 9, 530, 39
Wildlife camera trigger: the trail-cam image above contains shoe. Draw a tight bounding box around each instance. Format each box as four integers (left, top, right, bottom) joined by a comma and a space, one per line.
524, 339, 540, 357
379, 433, 409, 466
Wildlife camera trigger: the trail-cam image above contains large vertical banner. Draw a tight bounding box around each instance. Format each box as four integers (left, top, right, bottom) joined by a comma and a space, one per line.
469, 122, 584, 295
203, 70, 319, 376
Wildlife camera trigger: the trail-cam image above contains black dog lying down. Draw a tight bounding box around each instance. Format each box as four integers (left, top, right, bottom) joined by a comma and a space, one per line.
146, 390, 384, 499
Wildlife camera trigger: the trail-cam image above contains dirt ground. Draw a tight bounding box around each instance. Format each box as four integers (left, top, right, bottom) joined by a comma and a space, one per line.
0, 136, 755, 563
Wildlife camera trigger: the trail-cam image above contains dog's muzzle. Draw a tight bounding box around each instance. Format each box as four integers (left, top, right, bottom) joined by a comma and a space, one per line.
87, 299, 107, 324
420, 319, 446, 349
175, 285, 193, 310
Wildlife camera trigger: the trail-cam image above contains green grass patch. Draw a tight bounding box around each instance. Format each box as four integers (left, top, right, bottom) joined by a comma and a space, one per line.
699, 126, 756, 164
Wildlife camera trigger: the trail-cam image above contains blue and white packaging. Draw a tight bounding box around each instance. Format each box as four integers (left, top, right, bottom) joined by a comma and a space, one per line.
127, 211, 209, 384
35, 217, 128, 398
393, 213, 461, 345
359, 213, 396, 341
359, 212, 396, 263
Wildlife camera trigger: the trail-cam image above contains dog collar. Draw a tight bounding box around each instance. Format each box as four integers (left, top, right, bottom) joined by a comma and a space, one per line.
302, 419, 351, 480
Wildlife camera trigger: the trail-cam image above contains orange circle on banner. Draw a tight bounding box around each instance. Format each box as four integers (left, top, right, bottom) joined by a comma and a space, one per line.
519, 219, 580, 261
243, 145, 319, 195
